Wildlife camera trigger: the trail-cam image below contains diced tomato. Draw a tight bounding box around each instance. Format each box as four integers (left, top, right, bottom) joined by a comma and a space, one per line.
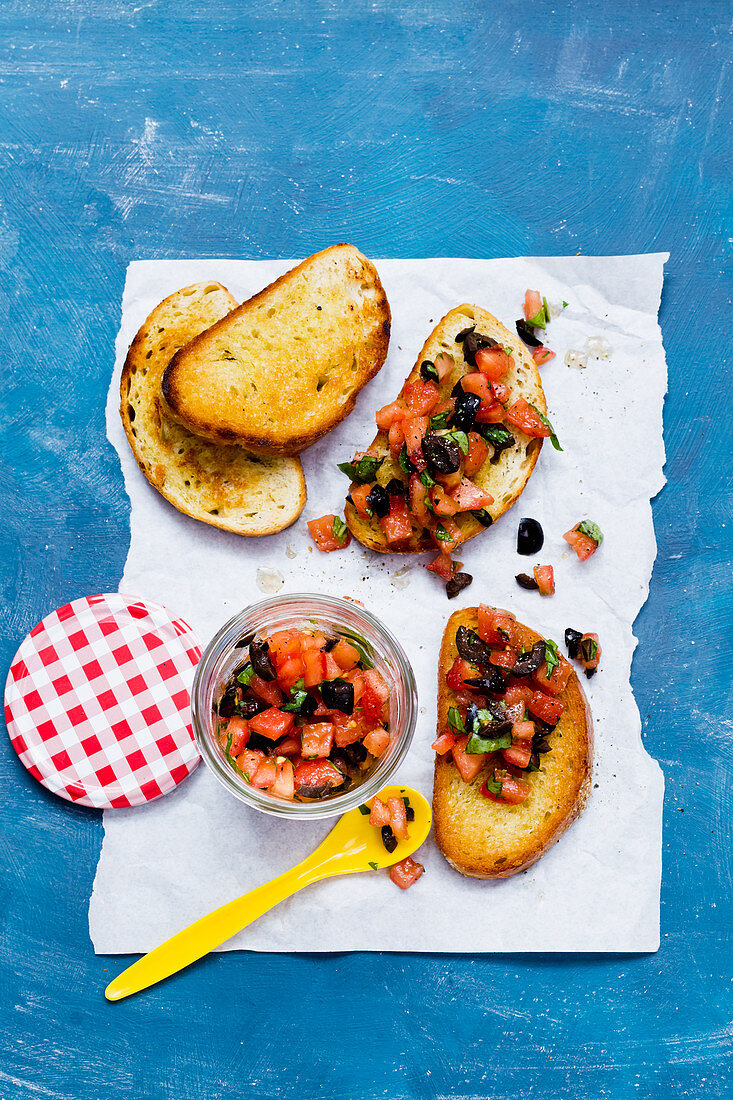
430, 483, 458, 516
491, 381, 511, 404
293, 758, 344, 795
236, 748, 264, 782
564, 526, 600, 560
438, 468, 462, 492
432, 731, 457, 755
277, 654, 306, 689
434, 353, 454, 381
330, 638, 360, 671
532, 346, 555, 365
579, 632, 602, 673
475, 347, 512, 381
363, 669, 390, 702
250, 674, 284, 707
300, 631, 327, 651
524, 289, 543, 322
432, 516, 462, 553
360, 669, 391, 724
363, 726, 390, 757
482, 769, 531, 804
250, 757, 277, 789
533, 657, 572, 696
425, 553, 461, 581
300, 722, 334, 758
475, 401, 505, 423
369, 797, 391, 827
403, 416, 428, 455
302, 648, 326, 688
334, 720, 364, 747
512, 719, 535, 740
463, 432, 489, 476
220, 717, 250, 756
349, 482, 373, 519
490, 646, 517, 670
459, 372, 494, 403
271, 758, 295, 799
389, 856, 425, 890
502, 739, 532, 768
276, 736, 301, 756
388, 419, 405, 455
387, 796, 410, 840
505, 398, 550, 438
533, 564, 555, 596
376, 399, 408, 431
478, 605, 517, 646
450, 477, 494, 512
379, 496, 413, 545
268, 630, 300, 663
502, 682, 533, 709
345, 668, 365, 702
451, 734, 488, 782
409, 474, 430, 524
308, 514, 351, 552
528, 691, 565, 724
321, 652, 340, 681
445, 657, 476, 691
404, 379, 440, 415
248, 707, 295, 740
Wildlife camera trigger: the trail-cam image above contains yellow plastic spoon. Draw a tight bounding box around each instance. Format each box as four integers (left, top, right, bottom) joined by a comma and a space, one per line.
105, 784, 431, 1001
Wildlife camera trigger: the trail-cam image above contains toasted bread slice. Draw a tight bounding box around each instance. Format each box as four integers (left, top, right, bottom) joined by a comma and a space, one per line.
120, 282, 306, 536
344, 305, 545, 553
433, 608, 593, 878
160, 245, 391, 455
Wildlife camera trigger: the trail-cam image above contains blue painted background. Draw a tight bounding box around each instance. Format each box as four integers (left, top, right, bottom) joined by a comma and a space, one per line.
1, 2, 730, 1097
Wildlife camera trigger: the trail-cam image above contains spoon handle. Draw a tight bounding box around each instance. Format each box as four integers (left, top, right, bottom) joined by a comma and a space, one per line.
104, 856, 323, 1001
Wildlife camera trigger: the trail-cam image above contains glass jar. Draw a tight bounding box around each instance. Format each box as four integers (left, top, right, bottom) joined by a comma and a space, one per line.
192, 593, 418, 819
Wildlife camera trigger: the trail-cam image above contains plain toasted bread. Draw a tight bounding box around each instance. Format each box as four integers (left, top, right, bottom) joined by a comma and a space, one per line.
344, 305, 545, 553
433, 609, 593, 878
160, 245, 391, 455
120, 282, 306, 536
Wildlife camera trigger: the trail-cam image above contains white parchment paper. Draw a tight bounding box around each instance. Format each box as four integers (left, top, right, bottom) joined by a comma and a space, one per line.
91, 255, 667, 953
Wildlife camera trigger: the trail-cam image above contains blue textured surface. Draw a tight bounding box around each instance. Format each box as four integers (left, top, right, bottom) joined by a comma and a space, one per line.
1, 2, 731, 1097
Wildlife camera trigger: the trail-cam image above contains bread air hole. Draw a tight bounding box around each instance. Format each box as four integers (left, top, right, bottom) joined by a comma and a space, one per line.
267, 307, 276, 317
204, 284, 219, 294
316, 376, 329, 392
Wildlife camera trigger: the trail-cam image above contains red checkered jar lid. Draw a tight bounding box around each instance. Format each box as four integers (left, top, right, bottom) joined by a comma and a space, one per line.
4, 593, 202, 808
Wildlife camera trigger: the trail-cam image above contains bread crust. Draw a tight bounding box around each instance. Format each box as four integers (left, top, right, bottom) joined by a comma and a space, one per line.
432, 608, 593, 878
160, 244, 391, 455
344, 305, 545, 553
120, 282, 307, 536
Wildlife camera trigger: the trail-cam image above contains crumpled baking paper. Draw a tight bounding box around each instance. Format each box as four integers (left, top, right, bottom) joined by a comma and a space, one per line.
91, 254, 667, 953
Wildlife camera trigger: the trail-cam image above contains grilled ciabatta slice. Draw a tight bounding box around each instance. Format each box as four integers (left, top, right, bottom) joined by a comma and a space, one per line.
160, 245, 391, 455
120, 283, 306, 536
344, 305, 546, 553
433, 608, 593, 878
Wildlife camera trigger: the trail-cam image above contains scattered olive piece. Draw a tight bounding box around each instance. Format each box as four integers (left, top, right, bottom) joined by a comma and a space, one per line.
446, 572, 473, 599
516, 573, 539, 590
565, 627, 583, 658
381, 824, 398, 853
517, 517, 544, 555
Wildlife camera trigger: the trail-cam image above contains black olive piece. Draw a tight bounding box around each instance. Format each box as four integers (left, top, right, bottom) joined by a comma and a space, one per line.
472, 509, 493, 528
512, 641, 547, 677
490, 436, 516, 464
515, 319, 542, 348
323, 636, 339, 652
446, 572, 473, 599
517, 517, 544, 555
340, 740, 368, 766
450, 391, 481, 431
464, 669, 507, 695
246, 731, 280, 755
451, 379, 465, 398
405, 804, 415, 822
238, 696, 269, 719
565, 628, 583, 659
461, 329, 499, 367
420, 359, 438, 382
320, 677, 355, 715
455, 625, 493, 667
454, 326, 475, 343
283, 692, 318, 718
585, 668, 596, 679
297, 782, 341, 799
385, 478, 406, 497
248, 637, 276, 682
381, 825, 398, 854
534, 717, 558, 735
532, 732, 552, 755
218, 685, 239, 718
516, 573, 539, 591
466, 702, 511, 737
423, 433, 462, 476
366, 483, 390, 518
234, 632, 255, 649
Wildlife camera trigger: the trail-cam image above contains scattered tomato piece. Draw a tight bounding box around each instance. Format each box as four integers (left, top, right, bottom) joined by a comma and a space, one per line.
308, 514, 351, 552
533, 564, 555, 596
389, 856, 425, 890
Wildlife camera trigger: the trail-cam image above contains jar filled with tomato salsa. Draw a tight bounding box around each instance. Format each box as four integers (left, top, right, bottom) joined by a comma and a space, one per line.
192, 594, 417, 818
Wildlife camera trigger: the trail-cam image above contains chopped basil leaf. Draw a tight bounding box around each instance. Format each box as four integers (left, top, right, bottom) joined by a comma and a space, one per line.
368, 861, 379, 871
481, 424, 513, 445
444, 429, 469, 455
337, 455, 384, 483
587, 639, 599, 660
447, 706, 466, 734
577, 519, 604, 546
398, 444, 415, 475
472, 508, 493, 527
527, 307, 547, 330
484, 773, 504, 796
529, 404, 563, 451
332, 515, 349, 543
292, 678, 305, 693
237, 664, 255, 687
281, 689, 309, 712
542, 297, 550, 323
504, 346, 514, 356
358, 804, 371, 815
429, 410, 450, 430
562, 300, 569, 309
420, 470, 436, 488
545, 639, 560, 679
435, 523, 452, 543
225, 728, 234, 762
466, 729, 512, 753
